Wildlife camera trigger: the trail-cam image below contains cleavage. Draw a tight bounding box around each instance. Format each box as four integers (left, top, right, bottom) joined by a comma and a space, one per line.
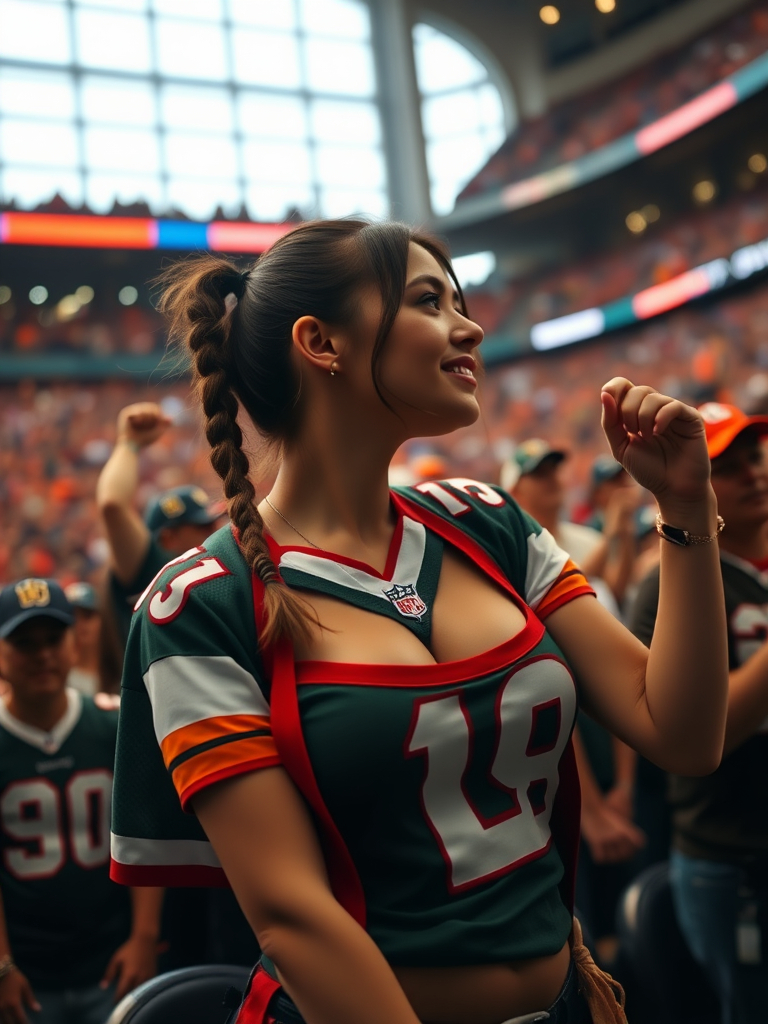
292, 546, 528, 666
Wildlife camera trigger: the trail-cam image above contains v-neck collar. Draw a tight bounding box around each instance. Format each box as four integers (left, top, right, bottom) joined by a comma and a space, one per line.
0, 688, 82, 754
266, 508, 441, 638
269, 512, 424, 596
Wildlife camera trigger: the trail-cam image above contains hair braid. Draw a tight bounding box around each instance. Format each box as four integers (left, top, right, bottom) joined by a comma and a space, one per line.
158, 255, 319, 650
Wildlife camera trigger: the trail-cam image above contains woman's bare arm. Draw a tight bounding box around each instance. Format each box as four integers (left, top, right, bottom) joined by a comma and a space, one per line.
193, 766, 421, 1024
546, 380, 728, 775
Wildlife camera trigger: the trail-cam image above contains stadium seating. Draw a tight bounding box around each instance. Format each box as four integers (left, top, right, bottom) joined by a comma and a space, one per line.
105, 964, 251, 1024
466, 181, 768, 344
459, 1, 768, 202
614, 862, 718, 1024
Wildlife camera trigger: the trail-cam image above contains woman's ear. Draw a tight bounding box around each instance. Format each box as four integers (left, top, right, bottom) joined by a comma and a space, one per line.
292, 315, 341, 375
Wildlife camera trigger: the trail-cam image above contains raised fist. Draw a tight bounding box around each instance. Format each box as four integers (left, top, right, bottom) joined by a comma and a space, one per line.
117, 403, 172, 450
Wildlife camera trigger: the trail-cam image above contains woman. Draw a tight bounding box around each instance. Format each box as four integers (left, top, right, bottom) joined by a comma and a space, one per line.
110, 220, 727, 1024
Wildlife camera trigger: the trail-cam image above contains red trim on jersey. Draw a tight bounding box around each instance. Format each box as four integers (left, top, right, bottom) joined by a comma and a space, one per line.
265, 510, 405, 582
294, 619, 545, 688
109, 860, 229, 888
269, 639, 367, 928
178, 756, 283, 812
392, 491, 528, 603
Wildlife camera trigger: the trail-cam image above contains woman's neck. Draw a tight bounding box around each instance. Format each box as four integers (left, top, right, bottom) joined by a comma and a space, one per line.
6, 689, 70, 733
265, 421, 400, 566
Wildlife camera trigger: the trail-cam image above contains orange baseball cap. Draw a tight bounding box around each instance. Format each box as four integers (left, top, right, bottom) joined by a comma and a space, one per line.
698, 402, 768, 458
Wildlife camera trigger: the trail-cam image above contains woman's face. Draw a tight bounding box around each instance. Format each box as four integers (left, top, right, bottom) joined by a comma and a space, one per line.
343, 243, 484, 439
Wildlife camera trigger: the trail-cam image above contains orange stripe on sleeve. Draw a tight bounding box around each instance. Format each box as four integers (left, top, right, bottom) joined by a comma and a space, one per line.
536, 560, 595, 619
171, 734, 280, 802
160, 714, 272, 768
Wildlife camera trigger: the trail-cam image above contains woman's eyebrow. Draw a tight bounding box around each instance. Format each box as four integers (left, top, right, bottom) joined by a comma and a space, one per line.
406, 273, 460, 304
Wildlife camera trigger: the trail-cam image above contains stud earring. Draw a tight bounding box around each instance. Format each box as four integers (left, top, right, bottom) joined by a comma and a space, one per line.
330, 361, 338, 376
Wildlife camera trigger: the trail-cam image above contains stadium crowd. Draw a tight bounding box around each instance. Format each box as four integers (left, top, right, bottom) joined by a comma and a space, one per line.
0, 296, 166, 357
459, 0, 768, 201
468, 179, 768, 341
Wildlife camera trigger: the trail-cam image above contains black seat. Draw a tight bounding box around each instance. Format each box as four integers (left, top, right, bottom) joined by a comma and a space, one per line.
615, 861, 718, 1024
105, 964, 251, 1024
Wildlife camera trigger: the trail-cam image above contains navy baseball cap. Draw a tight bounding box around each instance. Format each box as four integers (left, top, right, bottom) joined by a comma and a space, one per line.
0, 579, 75, 639
500, 439, 567, 491
144, 486, 221, 533
64, 582, 99, 611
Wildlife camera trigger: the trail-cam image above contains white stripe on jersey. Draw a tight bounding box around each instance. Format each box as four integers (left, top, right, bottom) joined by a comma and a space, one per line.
524, 529, 570, 612
278, 515, 427, 600
111, 833, 220, 868
144, 655, 270, 744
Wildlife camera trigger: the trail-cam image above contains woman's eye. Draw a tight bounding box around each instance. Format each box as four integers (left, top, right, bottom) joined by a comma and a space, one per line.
420, 292, 441, 309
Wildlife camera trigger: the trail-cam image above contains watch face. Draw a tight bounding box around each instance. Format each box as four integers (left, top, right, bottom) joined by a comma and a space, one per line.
660, 522, 689, 546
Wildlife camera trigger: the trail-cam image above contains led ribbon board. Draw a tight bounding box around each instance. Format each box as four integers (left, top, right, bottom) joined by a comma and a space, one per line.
0, 213, 293, 253
528, 245, 767, 353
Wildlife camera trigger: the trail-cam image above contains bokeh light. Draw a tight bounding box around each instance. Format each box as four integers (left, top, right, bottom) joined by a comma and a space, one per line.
118, 285, 138, 305
539, 6, 560, 26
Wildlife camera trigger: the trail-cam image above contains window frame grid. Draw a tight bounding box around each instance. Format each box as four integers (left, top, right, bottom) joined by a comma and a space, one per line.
0, 0, 387, 221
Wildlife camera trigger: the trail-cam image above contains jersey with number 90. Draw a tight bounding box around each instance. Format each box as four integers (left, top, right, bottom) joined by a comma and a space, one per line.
111, 481, 593, 966
0, 692, 130, 989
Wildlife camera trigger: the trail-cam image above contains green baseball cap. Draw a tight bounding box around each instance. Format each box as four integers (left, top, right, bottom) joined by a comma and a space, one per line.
500, 439, 567, 491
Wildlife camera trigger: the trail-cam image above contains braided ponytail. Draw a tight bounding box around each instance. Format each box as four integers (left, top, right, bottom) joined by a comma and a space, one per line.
158, 255, 320, 651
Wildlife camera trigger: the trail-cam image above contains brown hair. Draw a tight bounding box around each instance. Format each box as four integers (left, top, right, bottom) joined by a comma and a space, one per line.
158, 219, 464, 649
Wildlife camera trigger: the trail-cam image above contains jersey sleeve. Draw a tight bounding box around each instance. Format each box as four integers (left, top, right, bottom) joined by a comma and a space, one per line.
125, 535, 279, 812
399, 479, 595, 618
507, 502, 595, 618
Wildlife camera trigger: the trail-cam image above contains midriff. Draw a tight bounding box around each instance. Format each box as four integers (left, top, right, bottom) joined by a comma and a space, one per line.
393, 942, 571, 1024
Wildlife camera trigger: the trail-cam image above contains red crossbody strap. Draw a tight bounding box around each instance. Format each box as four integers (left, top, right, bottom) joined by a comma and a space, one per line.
236, 965, 281, 1024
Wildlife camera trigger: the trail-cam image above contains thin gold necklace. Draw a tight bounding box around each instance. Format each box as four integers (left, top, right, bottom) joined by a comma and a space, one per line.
264, 495, 322, 550
263, 495, 372, 589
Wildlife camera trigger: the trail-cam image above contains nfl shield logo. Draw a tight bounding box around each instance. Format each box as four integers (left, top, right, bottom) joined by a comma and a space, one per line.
383, 582, 427, 619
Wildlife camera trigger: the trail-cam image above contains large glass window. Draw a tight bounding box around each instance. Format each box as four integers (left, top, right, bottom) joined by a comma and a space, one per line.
413, 21, 510, 216
0, 0, 387, 221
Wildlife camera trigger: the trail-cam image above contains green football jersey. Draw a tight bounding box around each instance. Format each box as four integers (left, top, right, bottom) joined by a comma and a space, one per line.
0, 691, 130, 989
112, 480, 593, 965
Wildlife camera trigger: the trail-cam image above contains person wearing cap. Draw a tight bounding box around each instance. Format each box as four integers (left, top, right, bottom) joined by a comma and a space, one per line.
64, 583, 101, 698
500, 440, 601, 568
96, 402, 223, 648
630, 402, 768, 1024
500, 440, 638, 605
0, 579, 162, 1024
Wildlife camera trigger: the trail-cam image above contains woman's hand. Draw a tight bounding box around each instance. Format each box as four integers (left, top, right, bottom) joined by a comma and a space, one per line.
601, 378, 711, 508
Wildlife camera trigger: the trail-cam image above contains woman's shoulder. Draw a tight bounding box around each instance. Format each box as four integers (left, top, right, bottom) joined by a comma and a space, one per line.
125, 523, 262, 676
